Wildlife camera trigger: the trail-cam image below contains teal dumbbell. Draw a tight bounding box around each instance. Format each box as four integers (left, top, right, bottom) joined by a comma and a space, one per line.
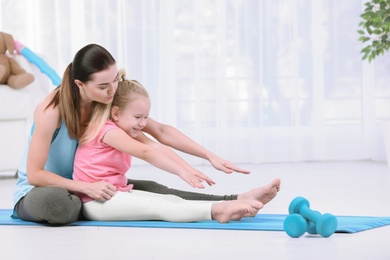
286, 196, 338, 238
284, 211, 318, 237
306, 211, 321, 234
284, 213, 308, 238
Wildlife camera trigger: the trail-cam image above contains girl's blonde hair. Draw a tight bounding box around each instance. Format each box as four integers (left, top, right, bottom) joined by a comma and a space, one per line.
110, 73, 150, 114
78, 102, 111, 144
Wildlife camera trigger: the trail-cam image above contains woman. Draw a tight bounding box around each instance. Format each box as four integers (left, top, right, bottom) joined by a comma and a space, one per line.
13, 43, 280, 224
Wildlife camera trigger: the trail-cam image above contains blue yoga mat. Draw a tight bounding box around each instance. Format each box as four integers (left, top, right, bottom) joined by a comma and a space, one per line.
1, 209, 389, 233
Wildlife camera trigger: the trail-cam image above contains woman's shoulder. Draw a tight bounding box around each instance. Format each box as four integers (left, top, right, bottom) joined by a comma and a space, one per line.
34, 90, 61, 124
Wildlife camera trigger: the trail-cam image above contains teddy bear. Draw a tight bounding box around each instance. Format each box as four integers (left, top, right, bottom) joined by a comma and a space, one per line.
0, 32, 34, 89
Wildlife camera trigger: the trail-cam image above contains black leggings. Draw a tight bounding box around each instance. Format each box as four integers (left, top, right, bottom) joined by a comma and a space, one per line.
128, 179, 237, 201
15, 179, 238, 225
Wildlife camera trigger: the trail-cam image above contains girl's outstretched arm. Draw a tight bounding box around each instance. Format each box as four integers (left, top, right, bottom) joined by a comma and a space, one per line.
103, 127, 216, 188
135, 132, 215, 186
143, 118, 251, 174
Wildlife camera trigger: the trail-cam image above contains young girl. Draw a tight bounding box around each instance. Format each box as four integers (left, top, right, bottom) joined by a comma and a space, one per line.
73, 78, 263, 222
13, 43, 280, 225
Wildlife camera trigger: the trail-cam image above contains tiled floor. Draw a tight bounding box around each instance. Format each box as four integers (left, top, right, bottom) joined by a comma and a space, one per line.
0, 161, 389, 260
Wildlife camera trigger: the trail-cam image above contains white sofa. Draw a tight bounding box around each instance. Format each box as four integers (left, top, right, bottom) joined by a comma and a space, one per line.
0, 55, 52, 176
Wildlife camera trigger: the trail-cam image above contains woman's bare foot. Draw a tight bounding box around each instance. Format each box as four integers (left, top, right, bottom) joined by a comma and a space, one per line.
211, 200, 263, 223
237, 178, 281, 205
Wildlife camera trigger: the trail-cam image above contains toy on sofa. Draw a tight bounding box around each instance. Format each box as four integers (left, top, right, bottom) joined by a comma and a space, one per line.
0, 32, 35, 89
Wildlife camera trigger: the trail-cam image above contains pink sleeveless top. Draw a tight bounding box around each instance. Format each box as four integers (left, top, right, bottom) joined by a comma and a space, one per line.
73, 120, 133, 202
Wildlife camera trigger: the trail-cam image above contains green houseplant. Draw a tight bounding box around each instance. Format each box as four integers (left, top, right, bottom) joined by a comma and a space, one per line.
358, 0, 390, 62
358, 0, 390, 167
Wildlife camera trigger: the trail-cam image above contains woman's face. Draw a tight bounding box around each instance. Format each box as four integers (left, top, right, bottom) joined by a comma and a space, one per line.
76, 64, 119, 105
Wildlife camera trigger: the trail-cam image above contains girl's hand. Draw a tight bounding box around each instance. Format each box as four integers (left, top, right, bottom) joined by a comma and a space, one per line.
178, 169, 216, 189
82, 181, 117, 202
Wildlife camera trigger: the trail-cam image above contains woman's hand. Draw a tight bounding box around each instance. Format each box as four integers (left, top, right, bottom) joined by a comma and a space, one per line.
81, 181, 117, 202
209, 155, 251, 174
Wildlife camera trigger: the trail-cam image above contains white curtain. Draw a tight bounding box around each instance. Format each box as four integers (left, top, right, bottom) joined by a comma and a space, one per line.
1, 0, 389, 164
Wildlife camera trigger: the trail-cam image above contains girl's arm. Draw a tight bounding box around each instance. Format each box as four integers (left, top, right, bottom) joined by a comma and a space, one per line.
26, 94, 116, 201
103, 127, 216, 188
135, 132, 214, 184
142, 117, 250, 174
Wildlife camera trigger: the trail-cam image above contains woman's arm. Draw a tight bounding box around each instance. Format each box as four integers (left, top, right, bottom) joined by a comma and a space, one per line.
142, 117, 250, 174
26, 94, 116, 201
103, 127, 215, 188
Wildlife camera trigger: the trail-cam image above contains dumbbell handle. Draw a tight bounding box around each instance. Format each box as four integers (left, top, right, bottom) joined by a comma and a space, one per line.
298, 205, 322, 222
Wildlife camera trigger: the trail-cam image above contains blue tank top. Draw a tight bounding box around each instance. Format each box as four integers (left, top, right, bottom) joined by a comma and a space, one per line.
13, 120, 78, 211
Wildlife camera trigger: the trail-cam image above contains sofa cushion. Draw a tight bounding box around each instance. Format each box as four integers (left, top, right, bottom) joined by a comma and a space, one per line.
0, 86, 30, 119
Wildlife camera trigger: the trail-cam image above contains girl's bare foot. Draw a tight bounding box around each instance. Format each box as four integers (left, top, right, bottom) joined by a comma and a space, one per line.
211, 200, 263, 223
237, 178, 281, 205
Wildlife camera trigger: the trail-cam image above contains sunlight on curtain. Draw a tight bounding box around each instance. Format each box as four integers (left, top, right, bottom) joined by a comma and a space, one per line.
1, 0, 389, 164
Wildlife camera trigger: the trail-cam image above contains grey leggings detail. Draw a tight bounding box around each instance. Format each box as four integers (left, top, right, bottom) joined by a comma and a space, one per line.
15, 186, 82, 225
14, 179, 238, 225
128, 179, 238, 201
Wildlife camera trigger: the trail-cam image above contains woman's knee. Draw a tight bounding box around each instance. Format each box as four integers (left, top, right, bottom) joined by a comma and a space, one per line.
19, 187, 82, 225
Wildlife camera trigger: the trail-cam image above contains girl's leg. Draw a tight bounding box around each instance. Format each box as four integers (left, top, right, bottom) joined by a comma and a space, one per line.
82, 190, 213, 222
128, 179, 238, 201
14, 187, 82, 225
83, 191, 262, 223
